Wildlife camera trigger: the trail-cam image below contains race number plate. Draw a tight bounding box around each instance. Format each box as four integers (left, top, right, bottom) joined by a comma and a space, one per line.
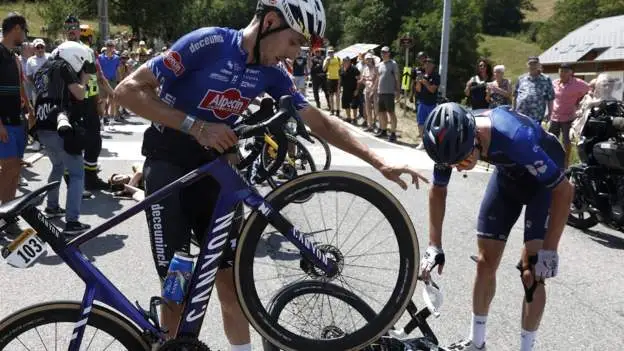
3, 228, 47, 268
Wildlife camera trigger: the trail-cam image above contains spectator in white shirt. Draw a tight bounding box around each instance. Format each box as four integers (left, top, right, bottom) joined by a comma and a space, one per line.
26, 38, 51, 102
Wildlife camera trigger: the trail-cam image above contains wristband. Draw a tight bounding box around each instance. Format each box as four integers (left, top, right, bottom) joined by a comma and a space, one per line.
180, 115, 196, 134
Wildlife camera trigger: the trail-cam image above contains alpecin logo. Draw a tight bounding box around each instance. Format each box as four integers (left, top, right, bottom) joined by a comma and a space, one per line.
197, 88, 251, 119
163, 51, 185, 77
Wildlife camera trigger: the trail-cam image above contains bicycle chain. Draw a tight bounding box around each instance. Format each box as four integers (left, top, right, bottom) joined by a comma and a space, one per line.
157, 336, 211, 351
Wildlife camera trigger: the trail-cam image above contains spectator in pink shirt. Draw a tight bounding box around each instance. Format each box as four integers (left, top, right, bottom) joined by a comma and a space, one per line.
549, 63, 589, 168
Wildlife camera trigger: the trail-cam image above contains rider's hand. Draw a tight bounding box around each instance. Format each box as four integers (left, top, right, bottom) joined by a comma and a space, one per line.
190, 121, 238, 153
420, 245, 445, 281
379, 163, 429, 190
0, 124, 8, 143
535, 249, 558, 279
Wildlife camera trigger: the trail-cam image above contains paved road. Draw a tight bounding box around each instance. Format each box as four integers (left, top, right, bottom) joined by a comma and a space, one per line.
1, 113, 623, 350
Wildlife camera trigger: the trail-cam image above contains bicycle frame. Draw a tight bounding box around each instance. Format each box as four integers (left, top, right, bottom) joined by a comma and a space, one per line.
21, 156, 337, 350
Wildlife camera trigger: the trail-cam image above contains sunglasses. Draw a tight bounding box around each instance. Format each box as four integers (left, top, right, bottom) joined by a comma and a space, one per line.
64, 24, 80, 31
35, 45, 44, 49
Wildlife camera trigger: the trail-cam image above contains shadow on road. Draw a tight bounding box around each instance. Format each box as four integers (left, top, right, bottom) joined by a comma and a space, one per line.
99, 148, 119, 158
80, 192, 124, 219
583, 229, 624, 250
36, 233, 129, 266
256, 231, 300, 261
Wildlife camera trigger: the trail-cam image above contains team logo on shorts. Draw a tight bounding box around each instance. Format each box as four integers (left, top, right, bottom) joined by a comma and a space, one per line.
198, 88, 251, 119
163, 51, 185, 77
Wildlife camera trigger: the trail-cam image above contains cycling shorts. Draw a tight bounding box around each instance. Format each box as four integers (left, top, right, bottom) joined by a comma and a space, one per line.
477, 169, 551, 242
0, 125, 26, 159
143, 158, 243, 279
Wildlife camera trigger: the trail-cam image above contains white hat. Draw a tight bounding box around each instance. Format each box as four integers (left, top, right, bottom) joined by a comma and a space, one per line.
139, 40, 146, 46
365, 53, 374, 60
33, 38, 45, 47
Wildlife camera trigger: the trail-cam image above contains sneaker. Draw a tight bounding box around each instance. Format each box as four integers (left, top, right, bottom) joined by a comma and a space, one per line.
64, 221, 91, 236
447, 339, 486, 351
44, 207, 66, 218
375, 129, 388, 138
30, 140, 41, 151
388, 132, 397, 143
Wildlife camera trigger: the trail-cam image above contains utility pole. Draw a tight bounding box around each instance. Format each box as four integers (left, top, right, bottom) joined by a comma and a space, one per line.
439, 0, 452, 98
98, 0, 109, 45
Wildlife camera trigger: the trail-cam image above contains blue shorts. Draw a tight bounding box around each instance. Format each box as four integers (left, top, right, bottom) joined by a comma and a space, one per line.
417, 102, 436, 126
477, 169, 551, 242
0, 125, 26, 159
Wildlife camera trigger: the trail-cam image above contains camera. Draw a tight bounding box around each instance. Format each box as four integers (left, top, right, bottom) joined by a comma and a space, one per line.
56, 112, 72, 134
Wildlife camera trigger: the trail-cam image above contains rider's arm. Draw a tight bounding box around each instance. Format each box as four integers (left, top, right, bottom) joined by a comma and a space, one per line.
429, 165, 451, 247
115, 28, 224, 133
509, 129, 574, 251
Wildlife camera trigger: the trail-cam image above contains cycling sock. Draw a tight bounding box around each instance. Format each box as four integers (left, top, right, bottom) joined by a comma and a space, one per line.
520, 329, 537, 351
470, 313, 487, 348
231, 343, 251, 351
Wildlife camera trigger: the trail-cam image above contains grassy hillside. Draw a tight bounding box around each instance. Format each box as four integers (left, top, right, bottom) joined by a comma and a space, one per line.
478, 35, 542, 82
524, 0, 557, 22
0, 1, 129, 38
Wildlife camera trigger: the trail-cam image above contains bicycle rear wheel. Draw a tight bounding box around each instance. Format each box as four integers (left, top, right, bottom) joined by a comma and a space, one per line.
263, 135, 317, 196
235, 171, 420, 351
0, 301, 150, 350
298, 132, 331, 170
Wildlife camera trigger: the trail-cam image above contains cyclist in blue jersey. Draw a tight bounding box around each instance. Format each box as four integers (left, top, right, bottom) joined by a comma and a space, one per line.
114, 0, 428, 349
418, 103, 574, 351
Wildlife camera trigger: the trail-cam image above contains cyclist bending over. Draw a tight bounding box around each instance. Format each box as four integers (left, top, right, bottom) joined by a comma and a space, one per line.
114, 0, 428, 350
419, 103, 573, 351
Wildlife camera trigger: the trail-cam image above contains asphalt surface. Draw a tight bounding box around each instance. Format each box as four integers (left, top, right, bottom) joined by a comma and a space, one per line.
1, 109, 624, 350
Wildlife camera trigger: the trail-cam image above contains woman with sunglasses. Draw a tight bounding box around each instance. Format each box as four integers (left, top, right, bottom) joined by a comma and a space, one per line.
419, 102, 574, 351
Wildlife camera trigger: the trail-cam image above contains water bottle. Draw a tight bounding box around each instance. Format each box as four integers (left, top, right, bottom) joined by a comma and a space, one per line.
162, 251, 194, 304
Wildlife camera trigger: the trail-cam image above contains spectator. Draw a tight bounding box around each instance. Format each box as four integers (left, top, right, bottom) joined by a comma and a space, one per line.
128, 51, 140, 71
414, 57, 440, 149
33, 42, 93, 234
376, 46, 400, 142
360, 53, 378, 132
19, 41, 35, 104
309, 48, 329, 109
135, 40, 149, 63
410, 51, 428, 102
98, 39, 121, 122
26, 39, 51, 98
513, 56, 554, 123
339, 56, 361, 124
292, 51, 307, 95
550, 63, 590, 168
323, 47, 341, 116
0, 12, 30, 236
485, 64, 512, 108
465, 58, 492, 109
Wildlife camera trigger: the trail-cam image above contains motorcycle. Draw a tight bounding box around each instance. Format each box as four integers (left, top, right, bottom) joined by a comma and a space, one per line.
566, 99, 624, 230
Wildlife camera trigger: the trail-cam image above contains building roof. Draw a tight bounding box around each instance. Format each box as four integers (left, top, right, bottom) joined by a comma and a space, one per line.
539, 15, 624, 65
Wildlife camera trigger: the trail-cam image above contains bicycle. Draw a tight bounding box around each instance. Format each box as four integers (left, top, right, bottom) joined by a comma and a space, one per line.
261, 276, 447, 351
0, 96, 420, 351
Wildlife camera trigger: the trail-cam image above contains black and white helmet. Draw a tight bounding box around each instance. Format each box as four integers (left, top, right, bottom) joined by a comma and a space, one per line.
51, 41, 93, 73
257, 0, 326, 40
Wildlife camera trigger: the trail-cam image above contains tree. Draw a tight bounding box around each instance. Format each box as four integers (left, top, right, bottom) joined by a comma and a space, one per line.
37, 0, 87, 38
481, 0, 536, 35
401, 0, 484, 101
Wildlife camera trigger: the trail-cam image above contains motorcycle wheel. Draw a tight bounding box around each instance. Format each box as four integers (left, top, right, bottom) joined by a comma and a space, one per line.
565, 169, 599, 230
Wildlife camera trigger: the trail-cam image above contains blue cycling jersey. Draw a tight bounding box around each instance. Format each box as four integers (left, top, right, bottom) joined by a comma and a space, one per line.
141, 27, 308, 169
433, 107, 565, 190
147, 27, 308, 125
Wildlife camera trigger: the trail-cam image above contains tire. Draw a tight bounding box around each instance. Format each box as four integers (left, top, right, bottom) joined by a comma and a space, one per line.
264, 135, 317, 195
0, 301, 150, 350
235, 171, 419, 351
302, 132, 331, 170
565, 168, 599, 230
262, 281, 384, 351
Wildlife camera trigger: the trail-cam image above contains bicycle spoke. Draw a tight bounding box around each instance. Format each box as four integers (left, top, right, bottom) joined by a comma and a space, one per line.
342, 262, 394, 271
16, 335, 31, 350
338, 203, 374, 250
86, 328, 98, 350
332, 193, 356, 246
316, 190, 330, 245
347, 235, 399, 267
337, 275, 386, 307
102, 334, 119, 351
341, 212, 387, 257
35, 326, 49, 351
343, 250, 399, 259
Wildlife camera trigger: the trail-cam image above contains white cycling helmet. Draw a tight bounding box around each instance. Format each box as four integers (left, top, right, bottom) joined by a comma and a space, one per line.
52, 41, 93, 73
257, 0, 326, 40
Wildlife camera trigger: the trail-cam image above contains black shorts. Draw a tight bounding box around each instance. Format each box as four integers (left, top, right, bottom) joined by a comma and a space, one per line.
477, 170, 551, 242
377, 94, 395, 113
143, 158, 243, 279
327, 79, 339, 94
341, 90, 360, 109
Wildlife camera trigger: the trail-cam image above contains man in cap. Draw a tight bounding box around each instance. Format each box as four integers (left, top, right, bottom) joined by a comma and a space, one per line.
323, 46, 341, 115
513, 56, 554, 124
309, 47, 329, 109
375, 45, 400, 142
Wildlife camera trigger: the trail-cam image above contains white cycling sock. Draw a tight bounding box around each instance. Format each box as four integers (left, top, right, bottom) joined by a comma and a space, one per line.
470, 313, 487, 348
231, 343, 251, 351
520, 329, 537, 351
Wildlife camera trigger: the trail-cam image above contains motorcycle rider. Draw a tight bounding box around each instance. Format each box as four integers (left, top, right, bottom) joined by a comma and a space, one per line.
114, 0, 428, 349
420, 103, 574, 351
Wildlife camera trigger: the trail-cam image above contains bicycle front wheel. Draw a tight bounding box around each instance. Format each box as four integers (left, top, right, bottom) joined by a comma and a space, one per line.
0, 301, 150, 350
235, 171, 420, 351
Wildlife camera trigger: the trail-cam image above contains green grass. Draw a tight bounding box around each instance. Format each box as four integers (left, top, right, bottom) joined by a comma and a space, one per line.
478, 34, 542, 83
523, 0, 557, 23
0, 1, 129, 39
